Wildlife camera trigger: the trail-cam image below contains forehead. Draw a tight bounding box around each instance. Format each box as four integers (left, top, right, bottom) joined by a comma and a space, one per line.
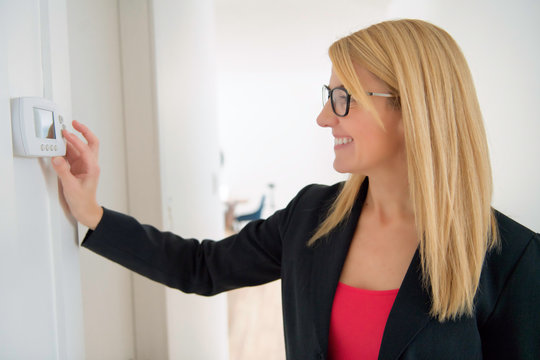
328, 69, 343, 87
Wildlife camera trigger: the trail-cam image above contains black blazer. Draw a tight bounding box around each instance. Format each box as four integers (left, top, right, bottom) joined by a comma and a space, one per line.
83, 181, 540, 359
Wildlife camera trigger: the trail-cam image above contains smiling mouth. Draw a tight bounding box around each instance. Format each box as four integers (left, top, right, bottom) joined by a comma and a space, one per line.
334, 137, 353, 146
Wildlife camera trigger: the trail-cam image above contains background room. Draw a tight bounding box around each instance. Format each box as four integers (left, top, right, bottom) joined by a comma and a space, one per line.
1, 0, 538, 359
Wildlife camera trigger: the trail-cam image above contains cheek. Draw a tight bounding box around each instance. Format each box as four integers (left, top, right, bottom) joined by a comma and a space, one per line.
378, 114, 405, 149
357, 123, 387, 148
390, 123, 406, 152
357, 123, 404, 157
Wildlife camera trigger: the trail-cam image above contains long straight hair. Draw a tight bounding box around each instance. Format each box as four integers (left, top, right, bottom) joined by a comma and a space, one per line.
309, 19, 499, 321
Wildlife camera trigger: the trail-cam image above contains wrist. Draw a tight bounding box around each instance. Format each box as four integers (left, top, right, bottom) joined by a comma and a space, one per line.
85, 204, 103, 230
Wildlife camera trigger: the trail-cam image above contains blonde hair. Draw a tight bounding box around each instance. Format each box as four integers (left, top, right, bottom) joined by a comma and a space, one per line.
310, 19, 499, 321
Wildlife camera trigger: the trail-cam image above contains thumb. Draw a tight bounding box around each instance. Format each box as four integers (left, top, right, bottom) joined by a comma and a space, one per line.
51, 157, 75, 186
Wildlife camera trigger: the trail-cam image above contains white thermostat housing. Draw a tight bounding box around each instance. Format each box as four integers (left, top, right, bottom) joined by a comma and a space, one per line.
11, 97, 66, 157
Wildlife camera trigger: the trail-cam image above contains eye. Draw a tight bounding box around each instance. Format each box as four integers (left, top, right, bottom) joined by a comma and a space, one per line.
333, 89, 349, 101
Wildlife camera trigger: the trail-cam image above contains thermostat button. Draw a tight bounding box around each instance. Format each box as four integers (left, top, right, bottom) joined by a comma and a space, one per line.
54, 145, 57, 151
41, 144, 45, 151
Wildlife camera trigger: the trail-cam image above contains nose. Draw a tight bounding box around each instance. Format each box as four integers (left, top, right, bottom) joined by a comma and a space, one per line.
316, 103, 338, 128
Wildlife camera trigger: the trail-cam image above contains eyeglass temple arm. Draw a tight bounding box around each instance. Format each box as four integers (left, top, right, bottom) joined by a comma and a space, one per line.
367, 92, 395, 98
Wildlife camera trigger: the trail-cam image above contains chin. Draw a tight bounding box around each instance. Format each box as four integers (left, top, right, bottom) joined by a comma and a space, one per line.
333, 167, 350, 174
333, 160, 358, 174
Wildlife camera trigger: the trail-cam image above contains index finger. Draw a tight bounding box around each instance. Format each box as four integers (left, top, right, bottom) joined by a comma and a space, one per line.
72, 120, 99, 156
63, 130, 95, 163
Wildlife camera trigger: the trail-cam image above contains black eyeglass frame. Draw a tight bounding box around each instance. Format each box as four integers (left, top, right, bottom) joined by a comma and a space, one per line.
322, 85, 396, 117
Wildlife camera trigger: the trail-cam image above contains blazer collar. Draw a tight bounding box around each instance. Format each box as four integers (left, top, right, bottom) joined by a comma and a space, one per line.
309, 179, 432, 359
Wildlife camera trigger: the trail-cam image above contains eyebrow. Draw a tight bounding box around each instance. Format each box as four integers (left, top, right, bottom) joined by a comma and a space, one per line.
326, 84, 345, 90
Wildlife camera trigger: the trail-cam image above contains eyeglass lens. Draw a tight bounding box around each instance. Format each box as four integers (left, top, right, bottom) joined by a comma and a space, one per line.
322, 86, 349, 117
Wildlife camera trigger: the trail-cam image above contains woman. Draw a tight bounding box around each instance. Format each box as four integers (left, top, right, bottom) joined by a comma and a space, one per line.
52, 19, 539, 359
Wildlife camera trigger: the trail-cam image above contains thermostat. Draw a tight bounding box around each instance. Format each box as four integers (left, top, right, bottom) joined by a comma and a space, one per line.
11, 97, 66, 157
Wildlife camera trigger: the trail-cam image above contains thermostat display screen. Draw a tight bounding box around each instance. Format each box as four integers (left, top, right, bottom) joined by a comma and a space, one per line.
33, 107, 56, 139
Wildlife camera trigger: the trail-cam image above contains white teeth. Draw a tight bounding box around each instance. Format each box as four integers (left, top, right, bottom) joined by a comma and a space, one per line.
334, 137, 353, 145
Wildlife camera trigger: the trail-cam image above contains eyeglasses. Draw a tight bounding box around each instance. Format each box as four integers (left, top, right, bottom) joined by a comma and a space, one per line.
322, 85, 396, 117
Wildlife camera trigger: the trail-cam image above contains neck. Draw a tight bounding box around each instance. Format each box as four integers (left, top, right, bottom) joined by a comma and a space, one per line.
362, 163, 414, 224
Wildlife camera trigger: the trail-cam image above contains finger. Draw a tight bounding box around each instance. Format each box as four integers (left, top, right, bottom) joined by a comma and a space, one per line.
63, 130, 94, 163
72, 120, 99, 157
51, 157, 76, 188
64, 139, 80, 163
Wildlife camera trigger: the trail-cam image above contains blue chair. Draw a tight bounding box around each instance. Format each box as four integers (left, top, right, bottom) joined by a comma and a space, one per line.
235, 195, 266, 223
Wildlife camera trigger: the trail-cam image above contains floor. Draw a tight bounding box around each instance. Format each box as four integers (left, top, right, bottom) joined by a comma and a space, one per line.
227, 279, 286, 360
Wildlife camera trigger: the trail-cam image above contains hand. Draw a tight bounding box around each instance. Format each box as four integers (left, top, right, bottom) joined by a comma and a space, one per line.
51, 120, 103, 229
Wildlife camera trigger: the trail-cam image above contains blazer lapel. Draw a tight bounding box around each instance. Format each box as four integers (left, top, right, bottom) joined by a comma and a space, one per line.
309, 180, 368, 356
377, 248, 432, 360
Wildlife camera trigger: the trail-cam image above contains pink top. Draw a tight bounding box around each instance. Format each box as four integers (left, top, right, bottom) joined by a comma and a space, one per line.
328, 282, 399, 360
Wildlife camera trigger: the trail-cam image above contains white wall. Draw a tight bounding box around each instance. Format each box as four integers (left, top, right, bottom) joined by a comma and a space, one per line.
67, 0, 229, 359
117, 1, 169, 358
151, 1, 229, 358
66, 1, 136, 359
0, 0, 84, 359
216, 0, 540, 232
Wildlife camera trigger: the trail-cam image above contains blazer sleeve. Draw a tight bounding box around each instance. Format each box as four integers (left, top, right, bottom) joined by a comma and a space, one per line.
480, 232, 540, 359
81, 185, 312, 296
